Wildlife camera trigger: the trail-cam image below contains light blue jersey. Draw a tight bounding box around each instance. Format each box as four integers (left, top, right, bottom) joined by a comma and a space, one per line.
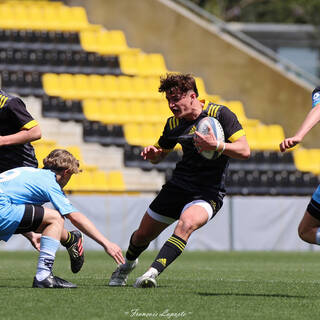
312, 87, 320, 108
0, 167, 77, 241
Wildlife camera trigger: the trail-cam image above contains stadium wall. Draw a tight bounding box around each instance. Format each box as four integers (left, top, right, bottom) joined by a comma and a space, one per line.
66, 0, 320, 147
1, 195, 316, 252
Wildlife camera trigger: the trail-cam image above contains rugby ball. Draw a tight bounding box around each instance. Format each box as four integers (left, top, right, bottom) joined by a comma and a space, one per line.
195, 117, 225, 160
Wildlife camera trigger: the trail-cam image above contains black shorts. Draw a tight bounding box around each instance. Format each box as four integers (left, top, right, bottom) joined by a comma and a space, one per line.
149, 182, 224, 221
14, 204, 44, 234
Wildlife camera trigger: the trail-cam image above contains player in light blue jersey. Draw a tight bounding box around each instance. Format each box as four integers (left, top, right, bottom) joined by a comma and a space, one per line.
0, 149, 124, 288
280, 87, 320, 247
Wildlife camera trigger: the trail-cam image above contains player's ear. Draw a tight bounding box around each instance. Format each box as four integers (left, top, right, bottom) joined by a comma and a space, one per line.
190, 92, 197, 99
63, 168, 72, 176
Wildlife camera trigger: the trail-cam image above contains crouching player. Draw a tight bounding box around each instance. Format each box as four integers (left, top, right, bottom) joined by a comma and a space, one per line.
0, 149, 124, 288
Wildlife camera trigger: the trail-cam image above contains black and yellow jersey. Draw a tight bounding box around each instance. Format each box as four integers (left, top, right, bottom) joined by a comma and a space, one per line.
0, 90, 38, 172
156, 101, 245, 196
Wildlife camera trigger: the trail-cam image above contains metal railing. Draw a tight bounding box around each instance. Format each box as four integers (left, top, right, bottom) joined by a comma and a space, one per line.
172, 0, 320, 87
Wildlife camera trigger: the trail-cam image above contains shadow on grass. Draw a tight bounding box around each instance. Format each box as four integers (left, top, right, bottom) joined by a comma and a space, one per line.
198, 292, 307, 299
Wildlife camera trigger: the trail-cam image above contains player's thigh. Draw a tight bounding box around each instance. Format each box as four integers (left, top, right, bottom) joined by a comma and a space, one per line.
14, 204, 44, 234
35, 207, 64, 233
176, 202, 210, 233
298, 211, 320, 233
300, 192, 320, 232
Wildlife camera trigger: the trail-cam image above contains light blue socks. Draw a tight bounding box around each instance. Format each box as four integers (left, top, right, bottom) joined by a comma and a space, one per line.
36, 236, 60, 281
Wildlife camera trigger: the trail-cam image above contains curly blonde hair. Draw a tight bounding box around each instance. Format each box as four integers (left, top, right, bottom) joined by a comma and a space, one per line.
43, 149, 81, 174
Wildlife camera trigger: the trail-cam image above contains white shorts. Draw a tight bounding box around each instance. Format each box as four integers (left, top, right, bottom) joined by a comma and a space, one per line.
147, 199, 213, 224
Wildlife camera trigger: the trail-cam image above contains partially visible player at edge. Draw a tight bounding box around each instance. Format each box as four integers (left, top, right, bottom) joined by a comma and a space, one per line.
109, 73, 250, 288
0, 89, 85, 274
0, 149, 125, 288
0, 89, 41, 172
280, 87, 320, 248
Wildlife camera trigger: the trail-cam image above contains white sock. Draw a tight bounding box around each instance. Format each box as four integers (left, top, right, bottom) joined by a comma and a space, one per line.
36, 236, 60, 281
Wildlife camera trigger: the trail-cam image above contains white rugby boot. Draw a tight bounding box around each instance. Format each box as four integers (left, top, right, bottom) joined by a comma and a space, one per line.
133, 267, 158, 288
108, 259, 138, 286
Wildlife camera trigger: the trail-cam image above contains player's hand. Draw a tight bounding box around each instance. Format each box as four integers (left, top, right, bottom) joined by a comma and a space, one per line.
279, 136, 301, 152
105, 242, 125, 265
194, 125, 217, 152
140, 145, 163, 161
23, 232, 41, 251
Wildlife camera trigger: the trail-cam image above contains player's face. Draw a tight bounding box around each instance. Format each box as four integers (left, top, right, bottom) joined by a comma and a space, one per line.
166, 91, 197, 120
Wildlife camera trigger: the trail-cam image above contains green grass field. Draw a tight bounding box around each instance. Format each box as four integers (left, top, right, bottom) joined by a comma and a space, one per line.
1, 250, 320, 320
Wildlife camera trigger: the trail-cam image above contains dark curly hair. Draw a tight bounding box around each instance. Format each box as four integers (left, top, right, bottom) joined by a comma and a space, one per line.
158, 73, 198, 97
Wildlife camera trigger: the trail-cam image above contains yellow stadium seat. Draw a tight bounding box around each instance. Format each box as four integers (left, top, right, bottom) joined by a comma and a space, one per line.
103, 75, 119, 99
117, 76, 135, 99
141, 123, 158, 146
244, 124, 285, 151
294, 149, 320, 175
88, 75, 106, 99
42, 73, 61, 97
0, 4, 16, 28
28, 6, 44, 30
195, 77, 208, 98
82, 99, 101, 122
100, 99, 117, 124
67, 171, 93, 191
74, 74, 90, 99
91, 170, 109, 191
13, 6, 29, 29
106, 171, 125, 191
120, 53, 167, 76
32, 139, 57, 164
227, 100, 260, 127
127, 99, 146, 123
59, 73, 75, 99
124, 123, 141, 146
80, 30, 99, 52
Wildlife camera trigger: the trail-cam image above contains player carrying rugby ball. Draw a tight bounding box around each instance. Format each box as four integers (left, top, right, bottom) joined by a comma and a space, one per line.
109, 73, 250, 288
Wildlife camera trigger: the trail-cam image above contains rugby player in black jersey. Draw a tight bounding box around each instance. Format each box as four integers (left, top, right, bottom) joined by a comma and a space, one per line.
109, 73, 250, 288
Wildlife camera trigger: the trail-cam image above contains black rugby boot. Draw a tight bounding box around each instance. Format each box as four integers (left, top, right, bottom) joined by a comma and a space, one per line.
32, 274, 77, 288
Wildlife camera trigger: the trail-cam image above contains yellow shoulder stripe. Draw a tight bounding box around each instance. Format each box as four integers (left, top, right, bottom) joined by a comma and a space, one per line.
207, 105, 220, 117
168, 117, 179, 130
21, 120, 38, 130
0, 95, 8, 108
228, 129, 245, 142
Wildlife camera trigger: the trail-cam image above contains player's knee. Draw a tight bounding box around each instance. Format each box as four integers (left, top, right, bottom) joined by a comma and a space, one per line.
44, 208, 64, 227
176, 220, 196, 235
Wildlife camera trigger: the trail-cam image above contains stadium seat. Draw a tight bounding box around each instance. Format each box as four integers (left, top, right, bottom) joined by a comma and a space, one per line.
106, 171, 125, 191
80, 29, 140, 55
119, 53, 167, 76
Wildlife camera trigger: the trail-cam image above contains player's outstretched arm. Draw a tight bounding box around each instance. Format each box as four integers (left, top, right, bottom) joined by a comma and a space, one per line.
280, 106, 320, 152
65, 211, 125, 264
